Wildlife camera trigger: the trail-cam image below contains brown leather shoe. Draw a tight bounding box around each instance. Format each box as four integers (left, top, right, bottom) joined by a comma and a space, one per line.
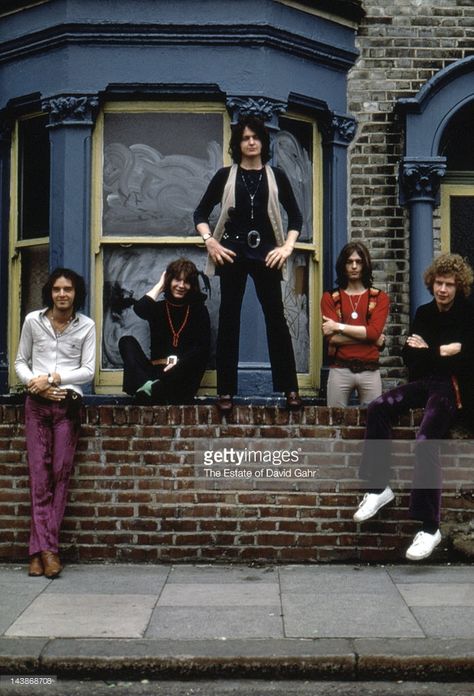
217, 395, 233, 413
285, 391, 303, 411
40, 551, 63, 579
28, 554, 44, 577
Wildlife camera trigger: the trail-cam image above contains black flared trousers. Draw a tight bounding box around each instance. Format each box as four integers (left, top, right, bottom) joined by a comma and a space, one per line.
216, 260, 298, 395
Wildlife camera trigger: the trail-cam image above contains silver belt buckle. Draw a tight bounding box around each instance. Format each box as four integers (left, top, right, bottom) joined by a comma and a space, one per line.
247, 229, 261, 249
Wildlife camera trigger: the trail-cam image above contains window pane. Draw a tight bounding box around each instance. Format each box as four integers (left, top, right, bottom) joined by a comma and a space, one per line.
19, 116, 50, 240
274, 117, 314, 242
101, 244, 310, 376
440, 104, 474, 171
20, 245, 49, 321
284, 252, 310, 373
102, 112, 223, 236
451, 196, 474, 269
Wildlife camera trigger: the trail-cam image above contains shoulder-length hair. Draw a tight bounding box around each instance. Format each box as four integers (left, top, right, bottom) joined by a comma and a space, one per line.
42, 268, 86, 310
228, 115, 271, 164
335, 241, 373, 289
424, 253, 473, 297
164, 258, 201, 298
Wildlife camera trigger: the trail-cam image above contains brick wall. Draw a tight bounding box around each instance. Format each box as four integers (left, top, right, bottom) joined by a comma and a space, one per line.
1, 404, 473, 564
348, 0, 474, 382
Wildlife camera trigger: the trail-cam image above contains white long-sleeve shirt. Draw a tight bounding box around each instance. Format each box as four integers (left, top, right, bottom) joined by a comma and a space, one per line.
14, 309, 96, 396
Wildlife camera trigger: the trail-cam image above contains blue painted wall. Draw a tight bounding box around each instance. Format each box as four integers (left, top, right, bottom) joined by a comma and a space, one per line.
0, 0, 360, 393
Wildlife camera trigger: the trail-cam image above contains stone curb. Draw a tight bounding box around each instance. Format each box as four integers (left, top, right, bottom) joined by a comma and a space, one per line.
1, 638, 474, 680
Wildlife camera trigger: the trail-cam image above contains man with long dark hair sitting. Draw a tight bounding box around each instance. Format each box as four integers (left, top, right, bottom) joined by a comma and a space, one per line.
119, 257, 210, 404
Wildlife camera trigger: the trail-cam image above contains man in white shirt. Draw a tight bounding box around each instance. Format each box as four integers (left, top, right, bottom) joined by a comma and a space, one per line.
15, 268, 95, 578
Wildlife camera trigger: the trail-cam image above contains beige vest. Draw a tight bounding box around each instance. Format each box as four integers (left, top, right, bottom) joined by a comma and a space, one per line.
204, 164, 288, 280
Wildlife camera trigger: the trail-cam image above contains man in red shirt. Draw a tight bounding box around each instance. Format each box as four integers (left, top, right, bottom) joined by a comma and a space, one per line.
321, 241, 389, 407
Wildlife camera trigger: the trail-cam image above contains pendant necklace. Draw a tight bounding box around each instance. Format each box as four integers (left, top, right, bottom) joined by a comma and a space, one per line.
165, 301, 190, 348
240, 169, 263, 221
50, 312, 73, 336
347, 292, 363, 320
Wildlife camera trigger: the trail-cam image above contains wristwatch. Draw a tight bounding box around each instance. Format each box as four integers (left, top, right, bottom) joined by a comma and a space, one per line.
47, 373, 56, 386
201, 233, 212, 242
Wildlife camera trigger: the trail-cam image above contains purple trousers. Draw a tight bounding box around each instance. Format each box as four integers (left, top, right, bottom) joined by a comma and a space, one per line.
360, 377, 458, 524
25, 396, 80, 556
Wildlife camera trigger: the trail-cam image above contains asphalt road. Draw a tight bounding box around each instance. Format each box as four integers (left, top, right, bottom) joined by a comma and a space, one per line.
1, 680, 474, 696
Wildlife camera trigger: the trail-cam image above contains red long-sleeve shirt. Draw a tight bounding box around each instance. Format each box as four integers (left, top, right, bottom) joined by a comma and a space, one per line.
321, 288, 389, 364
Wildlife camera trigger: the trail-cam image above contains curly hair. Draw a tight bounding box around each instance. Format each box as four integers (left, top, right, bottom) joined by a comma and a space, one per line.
42, 268, 86, 310
335, 241, 373, 289
228, 115, 271, 164
164, 258, 200, 298
424, 253, 474, 297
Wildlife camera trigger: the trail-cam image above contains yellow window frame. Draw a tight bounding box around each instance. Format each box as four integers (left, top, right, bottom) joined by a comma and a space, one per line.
91, 101, 231, 392
277, 111, 322, 393
8, 116, 50, 390
91, 102, 323, 395
440, 180, 474, 253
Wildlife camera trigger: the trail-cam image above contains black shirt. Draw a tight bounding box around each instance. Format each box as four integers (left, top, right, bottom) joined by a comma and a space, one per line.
402, 296, 474, 408
133, 294, 210, 366
193, 165, 302, 262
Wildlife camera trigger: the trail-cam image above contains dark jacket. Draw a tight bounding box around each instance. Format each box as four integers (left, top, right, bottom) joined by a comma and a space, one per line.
402, 295, 474, 408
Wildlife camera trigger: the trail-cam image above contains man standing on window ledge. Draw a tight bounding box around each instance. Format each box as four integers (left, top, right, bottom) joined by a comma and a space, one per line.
15, 268, 95, 579
353, 254, 474, 561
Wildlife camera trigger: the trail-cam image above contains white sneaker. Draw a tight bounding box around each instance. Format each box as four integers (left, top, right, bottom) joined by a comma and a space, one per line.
405, 530, 442, 561
353, 486, 395, 522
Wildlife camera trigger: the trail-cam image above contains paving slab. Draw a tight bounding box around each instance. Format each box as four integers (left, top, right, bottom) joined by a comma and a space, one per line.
279, 566, 424, 638
410, 607, 474, 638
166, 565, 277, 584
0, 594, 49, 636
388, 565, 474, 583
355, 638, 474, 679
5, 594, 157, 639
157, 583, 279, 607
146, 606, 283, 639
397, 582, 474, 606
42, 564, 169, 595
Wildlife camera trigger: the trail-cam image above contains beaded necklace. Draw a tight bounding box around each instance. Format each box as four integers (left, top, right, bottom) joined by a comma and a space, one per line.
240, 169, 263, 221
165, 301, 190, 348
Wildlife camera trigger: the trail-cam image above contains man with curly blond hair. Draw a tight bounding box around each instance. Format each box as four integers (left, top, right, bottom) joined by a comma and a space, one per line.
353, 254, 474, 561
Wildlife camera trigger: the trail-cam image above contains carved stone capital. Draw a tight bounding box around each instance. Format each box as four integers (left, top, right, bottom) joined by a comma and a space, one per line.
226, 96, 287, 130
42, 95, 99, 127
320, 113, 357, 145
400, 158, 447, 205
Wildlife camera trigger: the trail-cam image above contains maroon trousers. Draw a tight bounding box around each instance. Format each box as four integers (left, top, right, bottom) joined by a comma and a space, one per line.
25, 396, 80, 556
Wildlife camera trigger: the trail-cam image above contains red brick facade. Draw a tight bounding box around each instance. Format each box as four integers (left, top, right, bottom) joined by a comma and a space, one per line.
1, 404, 472, 564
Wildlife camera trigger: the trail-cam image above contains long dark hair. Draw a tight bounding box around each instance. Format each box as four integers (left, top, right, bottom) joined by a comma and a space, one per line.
335, 241, 373, 289
42, 268, 86, 310
163, 258, 201, 300
228, 115, 271, 164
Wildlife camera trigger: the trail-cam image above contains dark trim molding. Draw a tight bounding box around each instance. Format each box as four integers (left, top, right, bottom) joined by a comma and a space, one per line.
103, 83, 224, 101
289, 0, 365, 23
0, 23, 359, 71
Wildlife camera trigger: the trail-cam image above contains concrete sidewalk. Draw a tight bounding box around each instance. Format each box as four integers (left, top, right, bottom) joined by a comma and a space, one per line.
0, 563, 473, 680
